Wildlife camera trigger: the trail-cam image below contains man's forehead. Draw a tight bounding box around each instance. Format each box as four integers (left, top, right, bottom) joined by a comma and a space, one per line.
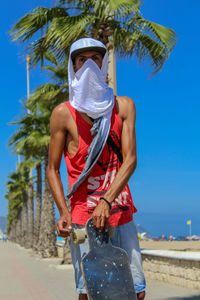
76, 50, 103, 58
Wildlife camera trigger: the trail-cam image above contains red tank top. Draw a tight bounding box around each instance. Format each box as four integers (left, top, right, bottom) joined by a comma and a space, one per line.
64, 101, 137, 227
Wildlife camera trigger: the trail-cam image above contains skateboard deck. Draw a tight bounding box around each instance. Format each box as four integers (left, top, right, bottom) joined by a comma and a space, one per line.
80, 218, 137, 300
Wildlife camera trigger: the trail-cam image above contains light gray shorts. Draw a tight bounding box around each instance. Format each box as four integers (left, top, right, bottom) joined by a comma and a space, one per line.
70, 219, 146, 295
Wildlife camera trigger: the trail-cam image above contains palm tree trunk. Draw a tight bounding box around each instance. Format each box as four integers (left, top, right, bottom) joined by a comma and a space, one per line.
10, 223, 15, 242
106, 14, 116, 94
33, 163, 42, 250
18, 211, 22, 245
19, 210, 23, 246
27, 180, 34, 248
61, 239, 72, 264
37, 147, 57, 257
16, 216, 21, 244
91, 16, 117, 94
21, 190, 29, 248
13, 223, 16, 242
107, 40, 117, 94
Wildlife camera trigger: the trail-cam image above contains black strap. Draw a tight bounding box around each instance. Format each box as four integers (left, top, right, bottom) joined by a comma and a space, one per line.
100, 197, 112, 210
107, 135, 123, 164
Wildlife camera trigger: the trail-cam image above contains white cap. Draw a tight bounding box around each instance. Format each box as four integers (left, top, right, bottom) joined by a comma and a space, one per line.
70, 38, 107, 62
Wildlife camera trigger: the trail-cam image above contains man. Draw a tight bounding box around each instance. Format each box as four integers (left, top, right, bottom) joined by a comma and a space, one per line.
47, 38, 146, 300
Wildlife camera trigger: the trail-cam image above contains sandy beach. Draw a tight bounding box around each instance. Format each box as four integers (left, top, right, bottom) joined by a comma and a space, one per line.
140, 240, 200, 252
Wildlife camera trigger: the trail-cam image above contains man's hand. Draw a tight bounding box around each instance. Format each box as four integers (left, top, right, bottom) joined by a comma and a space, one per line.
92, 200, 110, 232
56, 213, 72, 238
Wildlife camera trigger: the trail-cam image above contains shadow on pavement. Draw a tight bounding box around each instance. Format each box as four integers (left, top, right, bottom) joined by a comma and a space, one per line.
167, 296, 200, 300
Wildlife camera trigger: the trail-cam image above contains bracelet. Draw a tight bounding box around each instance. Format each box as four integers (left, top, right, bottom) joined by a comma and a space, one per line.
100, 197, 112, 210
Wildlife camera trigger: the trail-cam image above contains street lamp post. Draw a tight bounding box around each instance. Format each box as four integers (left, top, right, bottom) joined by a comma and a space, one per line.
26, 55, 34, 248
27, 55, 30, 103
26, 55, 32, 177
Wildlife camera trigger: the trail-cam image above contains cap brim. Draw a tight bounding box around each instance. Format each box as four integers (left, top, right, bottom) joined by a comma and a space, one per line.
71, 46, 106, 61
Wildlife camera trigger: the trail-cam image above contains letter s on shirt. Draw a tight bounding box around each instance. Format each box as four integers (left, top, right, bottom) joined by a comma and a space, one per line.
87, 176, 101, 190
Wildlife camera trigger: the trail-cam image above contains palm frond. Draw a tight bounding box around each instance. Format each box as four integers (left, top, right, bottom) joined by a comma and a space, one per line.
10, 6, 68, 42
43, 65, 68, 81
132, 14, 177, 54
109, 0, 141, 14
8, 128, 28, 147
19, 158, 40, 173
28, 83, 60, 103
29, 37, 49, 66
115, 28, 168, 73
113, 13, 176, 73
44, 14, 93, 53
29, 39, 61, 67
28, 131, 50, 147
27, 83, 67, 112
134, 34, 167, 73
44, 50, 59, 66
144, 20, 177, 53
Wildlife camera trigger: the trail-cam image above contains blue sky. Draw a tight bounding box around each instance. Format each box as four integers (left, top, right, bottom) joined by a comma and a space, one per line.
1, 0, 200, 236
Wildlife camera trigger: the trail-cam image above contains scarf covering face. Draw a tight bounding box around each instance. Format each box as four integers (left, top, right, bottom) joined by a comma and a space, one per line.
67, 38, 115, 199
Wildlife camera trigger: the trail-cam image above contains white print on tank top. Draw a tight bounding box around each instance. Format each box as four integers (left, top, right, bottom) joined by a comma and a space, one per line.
86, 169, 129, 208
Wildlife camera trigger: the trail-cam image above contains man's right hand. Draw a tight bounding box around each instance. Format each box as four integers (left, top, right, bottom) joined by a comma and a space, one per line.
56, 213, 72, 238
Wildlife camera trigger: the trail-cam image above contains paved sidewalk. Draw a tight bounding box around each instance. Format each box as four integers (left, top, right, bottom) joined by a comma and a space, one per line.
0, 242, 200, 300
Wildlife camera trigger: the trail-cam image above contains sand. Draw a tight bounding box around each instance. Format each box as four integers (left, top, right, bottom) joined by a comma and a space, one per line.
140, 240, 200, 252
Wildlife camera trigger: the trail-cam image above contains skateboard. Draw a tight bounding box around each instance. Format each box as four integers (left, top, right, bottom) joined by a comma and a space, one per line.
72, 218, 137, 300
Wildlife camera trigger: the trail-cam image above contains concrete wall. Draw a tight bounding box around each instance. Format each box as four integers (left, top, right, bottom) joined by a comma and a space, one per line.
56, 242, 200, 290
141, 249, 200, 290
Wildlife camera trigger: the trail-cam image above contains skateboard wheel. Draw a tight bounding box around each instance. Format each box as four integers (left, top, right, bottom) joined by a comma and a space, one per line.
72, 229, 86, 245
108, 225, 114, 238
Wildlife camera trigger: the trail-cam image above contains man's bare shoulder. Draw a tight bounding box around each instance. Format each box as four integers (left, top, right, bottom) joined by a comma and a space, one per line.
50, 102, 71, 131
51, 102, 70, 119
116, 96, 136, 121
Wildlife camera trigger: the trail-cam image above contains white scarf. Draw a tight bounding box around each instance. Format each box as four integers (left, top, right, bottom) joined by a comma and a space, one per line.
68, 42, 114, 119
67, 38, 115, 198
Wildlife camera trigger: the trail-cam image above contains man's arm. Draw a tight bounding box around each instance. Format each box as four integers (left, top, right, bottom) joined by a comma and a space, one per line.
47, 103, 72, 237
92, 97, 137, 231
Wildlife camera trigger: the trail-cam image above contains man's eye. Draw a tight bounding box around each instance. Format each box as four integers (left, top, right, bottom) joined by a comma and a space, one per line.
80, 58, 86, 62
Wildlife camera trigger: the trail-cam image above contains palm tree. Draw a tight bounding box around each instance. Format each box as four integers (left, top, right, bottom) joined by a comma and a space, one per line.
10, 0, 177, 76
9, 116, 40, 249
20, 159, 37, 248
6, 168, 29, 246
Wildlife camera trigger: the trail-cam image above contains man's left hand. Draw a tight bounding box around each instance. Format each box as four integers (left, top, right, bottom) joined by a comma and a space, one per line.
92, 200, 110, 232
